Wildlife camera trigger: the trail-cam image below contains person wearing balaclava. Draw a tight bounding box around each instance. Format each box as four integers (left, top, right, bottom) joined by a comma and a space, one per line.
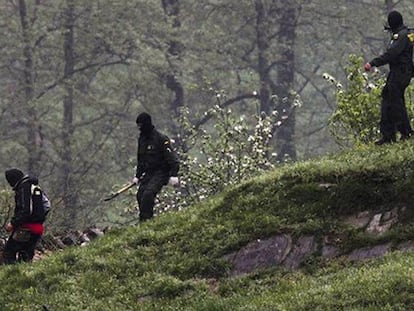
364, 10, 414, 145
133, 112, 180, 221
3, 168, 46, 264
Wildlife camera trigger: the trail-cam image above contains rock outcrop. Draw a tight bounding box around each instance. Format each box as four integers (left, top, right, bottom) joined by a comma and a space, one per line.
225, 206, 410, 276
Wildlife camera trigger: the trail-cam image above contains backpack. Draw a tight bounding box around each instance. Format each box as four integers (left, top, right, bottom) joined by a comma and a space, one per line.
30, 184, 51, 222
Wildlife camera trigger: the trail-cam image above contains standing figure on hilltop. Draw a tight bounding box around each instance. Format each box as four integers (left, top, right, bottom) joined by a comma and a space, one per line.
364, 10, 414, 145
2, 168, 48, 264
132, 112, 180, 221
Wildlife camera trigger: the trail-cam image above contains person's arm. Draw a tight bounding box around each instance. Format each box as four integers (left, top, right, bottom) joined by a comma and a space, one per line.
370, 32, 408, 67
135, 137, 145, 180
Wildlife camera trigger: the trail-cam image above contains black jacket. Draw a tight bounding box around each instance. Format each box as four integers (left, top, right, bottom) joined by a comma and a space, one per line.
370, 25, 414, 73
136, 128, 180, 179
11, 175, 45, 227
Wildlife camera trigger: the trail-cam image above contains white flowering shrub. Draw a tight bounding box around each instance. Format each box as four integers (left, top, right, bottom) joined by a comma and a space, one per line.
155, 92, 283, 213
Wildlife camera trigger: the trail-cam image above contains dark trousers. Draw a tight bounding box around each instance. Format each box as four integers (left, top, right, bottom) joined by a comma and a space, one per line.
380, 70, 412, 140
3, 229, 41, 264
136, 171, 168, 221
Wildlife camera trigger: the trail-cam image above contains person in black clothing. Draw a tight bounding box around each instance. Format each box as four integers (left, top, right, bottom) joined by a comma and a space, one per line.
2, 168, 46, 264
364, 10, 414, 145
133, 112, 180, 221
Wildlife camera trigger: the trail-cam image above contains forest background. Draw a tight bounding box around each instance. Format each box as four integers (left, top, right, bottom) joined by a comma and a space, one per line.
0, 0, 413, 232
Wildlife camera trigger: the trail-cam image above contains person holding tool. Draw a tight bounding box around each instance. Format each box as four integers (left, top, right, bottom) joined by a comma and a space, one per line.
132, 112, 180, 221
364, 10, 414, 145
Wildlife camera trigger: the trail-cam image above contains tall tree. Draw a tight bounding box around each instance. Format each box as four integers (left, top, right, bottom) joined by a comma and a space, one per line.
162, 0, 184, 120
18, 0, 42, 175
255, 0, 272, 114
60, 0, 77, 226
274, 1, 298, 161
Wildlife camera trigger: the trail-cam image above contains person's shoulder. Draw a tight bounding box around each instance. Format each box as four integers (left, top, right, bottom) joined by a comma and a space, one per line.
154, 130, 174, 148
28, 176, 39, 185
153, 128, 169, 140
394, 27, 409, 39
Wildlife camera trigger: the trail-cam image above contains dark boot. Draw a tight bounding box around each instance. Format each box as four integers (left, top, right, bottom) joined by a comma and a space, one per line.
375, 136, 396, 145
400, 130, 414, 141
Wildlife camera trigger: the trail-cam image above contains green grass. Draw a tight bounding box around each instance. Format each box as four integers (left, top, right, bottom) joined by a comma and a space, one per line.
1, 141, 414, 310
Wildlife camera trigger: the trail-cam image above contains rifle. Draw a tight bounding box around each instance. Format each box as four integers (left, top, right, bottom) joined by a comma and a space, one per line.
103, 182, 136, 201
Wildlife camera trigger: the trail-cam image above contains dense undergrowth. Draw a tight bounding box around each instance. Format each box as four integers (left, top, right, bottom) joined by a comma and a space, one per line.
1, 141, 414, 310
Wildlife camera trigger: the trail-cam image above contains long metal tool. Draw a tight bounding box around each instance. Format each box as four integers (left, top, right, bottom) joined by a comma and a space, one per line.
103, 182, 136, 201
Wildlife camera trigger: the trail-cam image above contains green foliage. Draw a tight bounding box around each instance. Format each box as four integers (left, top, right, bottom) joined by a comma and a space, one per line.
326, 54, 414, 145
326, 55, 383, 145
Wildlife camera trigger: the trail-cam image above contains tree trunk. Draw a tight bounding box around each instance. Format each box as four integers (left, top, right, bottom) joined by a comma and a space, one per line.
161, 0, 184, 120
255, 0, 272, 115
61, 0, 78, 228
275, 4, 297, 162
18, 0, 42, 176
161, 0, 187, 157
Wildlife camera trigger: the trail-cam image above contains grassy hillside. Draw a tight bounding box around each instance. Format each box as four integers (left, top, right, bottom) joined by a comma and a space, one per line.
1, 141, 414, 310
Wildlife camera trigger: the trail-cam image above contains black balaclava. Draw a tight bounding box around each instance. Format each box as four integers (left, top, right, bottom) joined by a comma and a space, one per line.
136, 112, 154, 136
5, 168, 24, 188
388, 10, 403, 31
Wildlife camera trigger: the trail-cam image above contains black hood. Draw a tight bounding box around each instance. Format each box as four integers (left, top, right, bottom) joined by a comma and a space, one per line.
388, 10, 403, 31
5, 168, 24, 188
5, 168, 38, 190
136, 112, 154, 136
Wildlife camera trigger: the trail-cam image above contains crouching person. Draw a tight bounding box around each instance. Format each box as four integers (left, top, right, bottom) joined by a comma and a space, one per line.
3, 168, 48, 264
